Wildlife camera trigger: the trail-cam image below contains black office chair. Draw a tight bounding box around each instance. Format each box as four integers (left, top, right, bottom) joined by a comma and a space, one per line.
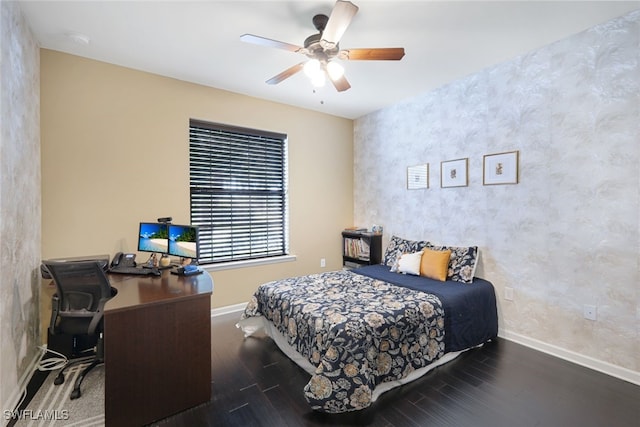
43, 260, 117, 400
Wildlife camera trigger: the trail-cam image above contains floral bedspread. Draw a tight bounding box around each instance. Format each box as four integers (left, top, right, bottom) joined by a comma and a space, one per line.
241, 270, 445, 413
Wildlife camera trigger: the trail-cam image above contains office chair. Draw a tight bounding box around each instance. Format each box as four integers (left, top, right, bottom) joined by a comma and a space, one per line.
43, 260, 117, 400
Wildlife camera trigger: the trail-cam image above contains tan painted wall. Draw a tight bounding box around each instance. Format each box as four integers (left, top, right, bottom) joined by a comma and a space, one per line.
40, 50, 353, 309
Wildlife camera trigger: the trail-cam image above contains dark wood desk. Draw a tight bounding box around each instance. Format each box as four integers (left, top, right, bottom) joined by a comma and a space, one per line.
104, 270, 213, 427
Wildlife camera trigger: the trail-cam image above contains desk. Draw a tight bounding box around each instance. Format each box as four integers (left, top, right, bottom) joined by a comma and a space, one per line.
103, 270, 213, 427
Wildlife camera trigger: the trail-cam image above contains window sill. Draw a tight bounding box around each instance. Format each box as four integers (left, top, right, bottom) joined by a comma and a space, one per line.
201, 255, 297, 272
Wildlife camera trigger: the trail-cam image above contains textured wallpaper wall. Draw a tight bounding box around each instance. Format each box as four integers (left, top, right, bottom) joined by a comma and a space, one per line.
0, 1, 41, 414
354, 10, 639, 375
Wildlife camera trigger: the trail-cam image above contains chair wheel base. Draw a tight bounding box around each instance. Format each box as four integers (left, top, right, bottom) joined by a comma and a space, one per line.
54, 373, 65, 385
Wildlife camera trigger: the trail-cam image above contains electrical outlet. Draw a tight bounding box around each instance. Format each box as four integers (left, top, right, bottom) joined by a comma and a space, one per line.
320, 258, 326, 268
504, 287, 514, 301
583, 304, 597, 321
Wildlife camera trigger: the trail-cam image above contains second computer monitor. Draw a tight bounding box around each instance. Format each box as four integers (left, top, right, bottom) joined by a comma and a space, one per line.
168, 224, 200, 260
138, 222, 169, 254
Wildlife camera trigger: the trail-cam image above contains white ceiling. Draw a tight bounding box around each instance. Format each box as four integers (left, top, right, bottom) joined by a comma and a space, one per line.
18, 1, 640, 119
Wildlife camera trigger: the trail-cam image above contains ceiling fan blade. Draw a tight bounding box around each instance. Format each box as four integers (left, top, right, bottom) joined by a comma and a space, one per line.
321, 1, 359, 47
339, 47, 406, 61
266, 62, 305, 85
330, 74, 351, 92
240, 34, 304, 53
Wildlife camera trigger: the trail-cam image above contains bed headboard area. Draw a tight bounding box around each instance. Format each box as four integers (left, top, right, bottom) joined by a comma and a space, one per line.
383, 235, 479, 283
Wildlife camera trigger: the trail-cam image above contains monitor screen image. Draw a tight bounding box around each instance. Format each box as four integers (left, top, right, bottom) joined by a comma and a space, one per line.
168, 224, 200, 259
138, 222, 169, 254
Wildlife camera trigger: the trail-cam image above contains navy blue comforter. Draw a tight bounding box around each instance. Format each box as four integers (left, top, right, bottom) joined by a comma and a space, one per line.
354, 264, 498, 352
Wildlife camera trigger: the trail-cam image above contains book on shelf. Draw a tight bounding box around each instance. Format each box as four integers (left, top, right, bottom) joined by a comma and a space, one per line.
344, 227, 368, 232
343, 237, 371, 260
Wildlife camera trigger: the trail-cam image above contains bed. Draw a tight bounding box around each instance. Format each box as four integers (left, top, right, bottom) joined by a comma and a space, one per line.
237, 237, 498, 413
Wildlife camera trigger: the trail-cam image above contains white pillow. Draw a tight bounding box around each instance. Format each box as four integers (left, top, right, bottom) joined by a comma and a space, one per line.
397, 251, 423, 276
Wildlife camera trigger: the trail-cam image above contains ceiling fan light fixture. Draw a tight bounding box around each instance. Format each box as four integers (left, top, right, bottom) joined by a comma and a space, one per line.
310, 71, 326, 87
304, 59, 326, 87
326, 61, 344, 80
303, 59, 321, 78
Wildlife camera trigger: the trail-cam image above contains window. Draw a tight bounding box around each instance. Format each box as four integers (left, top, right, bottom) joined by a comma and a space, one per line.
189, 119, 288, 264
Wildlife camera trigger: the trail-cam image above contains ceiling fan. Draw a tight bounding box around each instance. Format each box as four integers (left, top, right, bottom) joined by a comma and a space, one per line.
240, 0, 405, 92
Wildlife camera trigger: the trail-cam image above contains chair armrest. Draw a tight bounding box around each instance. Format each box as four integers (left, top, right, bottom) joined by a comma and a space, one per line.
87, 288, 117, 335
87, 298, 110, 336
49, 294, 60, 335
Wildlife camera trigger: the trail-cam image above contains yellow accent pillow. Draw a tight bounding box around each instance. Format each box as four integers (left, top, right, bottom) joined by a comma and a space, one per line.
420, 248, 452, 281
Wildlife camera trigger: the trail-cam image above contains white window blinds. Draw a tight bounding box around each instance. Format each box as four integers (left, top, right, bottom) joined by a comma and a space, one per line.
189, 119, 288, 264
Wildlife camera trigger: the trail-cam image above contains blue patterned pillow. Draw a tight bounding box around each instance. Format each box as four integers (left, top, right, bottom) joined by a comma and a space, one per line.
427, 244, 478, 283
383, 235, 430, 267
389, 250, 403, 272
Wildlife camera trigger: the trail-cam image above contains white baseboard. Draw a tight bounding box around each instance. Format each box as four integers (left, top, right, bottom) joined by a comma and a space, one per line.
499, 329, 640, 386
2, 348, 44, 427
211, 302, 247, 317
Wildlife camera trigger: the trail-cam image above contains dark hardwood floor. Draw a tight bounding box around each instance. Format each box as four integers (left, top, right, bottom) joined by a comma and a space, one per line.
154, 312, 640, 427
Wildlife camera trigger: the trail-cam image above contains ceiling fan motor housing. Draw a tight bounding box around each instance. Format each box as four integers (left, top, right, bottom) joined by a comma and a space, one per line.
312, 13, 329, 31
305, 14, 340, 63
304, 33, 339, 62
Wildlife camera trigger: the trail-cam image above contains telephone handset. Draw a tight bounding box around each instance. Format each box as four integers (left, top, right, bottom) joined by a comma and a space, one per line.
110, 252, 136, 269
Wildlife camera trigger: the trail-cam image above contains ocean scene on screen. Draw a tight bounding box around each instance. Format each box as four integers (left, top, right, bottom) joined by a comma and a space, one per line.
138, 223, 169, 253
169, 225, 198, 258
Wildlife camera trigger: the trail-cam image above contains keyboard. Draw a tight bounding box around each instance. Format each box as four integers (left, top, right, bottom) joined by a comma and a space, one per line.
109, 266, 160, 276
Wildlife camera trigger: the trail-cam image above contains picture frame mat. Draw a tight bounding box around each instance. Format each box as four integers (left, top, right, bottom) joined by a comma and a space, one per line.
407, 164, 429, 189
441, 158, 468, 188
483, 150, 519, 185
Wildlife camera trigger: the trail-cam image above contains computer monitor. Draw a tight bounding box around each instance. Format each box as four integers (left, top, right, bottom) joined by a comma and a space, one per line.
137, 222, 169, 254
168, 224, 200, 260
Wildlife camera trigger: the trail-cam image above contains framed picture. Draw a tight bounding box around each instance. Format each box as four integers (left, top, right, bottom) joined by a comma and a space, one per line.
441, 158, 468, 188
407, 164, 429, 189
483, 150, 519, 185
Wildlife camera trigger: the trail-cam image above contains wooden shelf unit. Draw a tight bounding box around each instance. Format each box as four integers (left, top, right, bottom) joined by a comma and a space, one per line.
342, 230, 382, 268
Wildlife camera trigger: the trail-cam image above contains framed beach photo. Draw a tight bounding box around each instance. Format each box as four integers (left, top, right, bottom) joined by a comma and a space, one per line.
407, 164, 429, 189
441, 158, 468, 188
483, 151, 519, 185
